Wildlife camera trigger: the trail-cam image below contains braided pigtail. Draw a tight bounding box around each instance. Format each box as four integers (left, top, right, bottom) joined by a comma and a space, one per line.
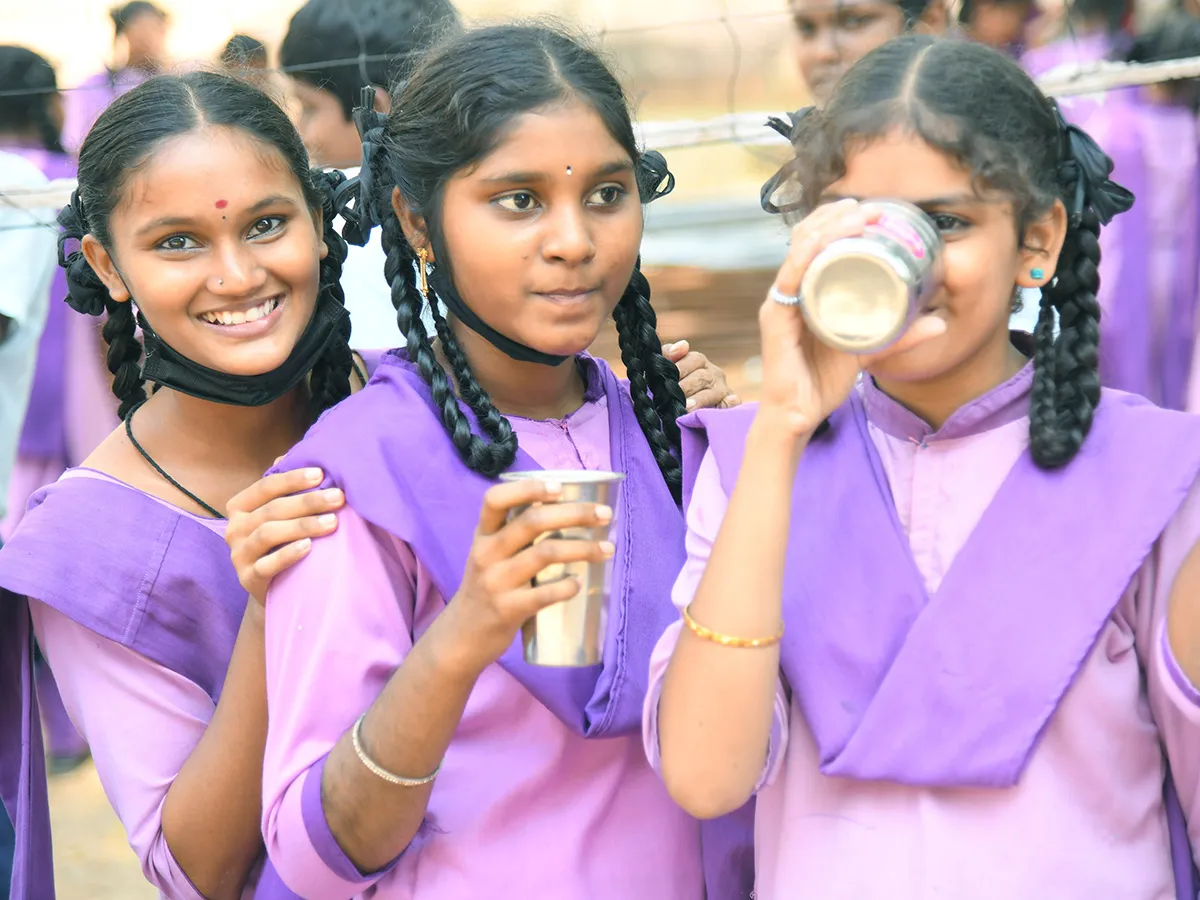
1029, 112, 1132, 469
611, 260, 686, 504
428, 292, 518, 454
305, 168, 355, 417
1029, 210, 1102, 468
379, 212, 517, 476
57, 194, 146, 419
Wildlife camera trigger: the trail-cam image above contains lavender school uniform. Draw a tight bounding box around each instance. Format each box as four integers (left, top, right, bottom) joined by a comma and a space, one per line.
669, 373, 1200, 897
0, 351, 388, 900
262, 351, 753, 898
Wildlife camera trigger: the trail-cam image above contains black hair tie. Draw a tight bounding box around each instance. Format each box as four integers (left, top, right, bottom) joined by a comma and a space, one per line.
1052, 104, 1134, 227
341, 86, 391, 246
55, 192, 109, 317
637, 149, 675, 203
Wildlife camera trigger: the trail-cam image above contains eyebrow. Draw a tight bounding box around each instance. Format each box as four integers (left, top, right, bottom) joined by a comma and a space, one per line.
479, 160, 634, 186
135, 194, 299, 237
822, 192, 985, 209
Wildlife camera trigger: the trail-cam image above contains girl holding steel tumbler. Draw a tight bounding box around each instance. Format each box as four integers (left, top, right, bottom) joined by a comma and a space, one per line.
256, 22, 747, 900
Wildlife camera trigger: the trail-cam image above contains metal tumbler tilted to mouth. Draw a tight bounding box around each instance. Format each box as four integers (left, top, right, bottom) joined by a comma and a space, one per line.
800, 200, 944, 353
498, 470, 625, 667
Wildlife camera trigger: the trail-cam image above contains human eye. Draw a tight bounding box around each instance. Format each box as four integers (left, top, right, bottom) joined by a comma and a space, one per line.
495, 192, 540, 212
793, 16, 817, 37
930, 213, 969, 234
840, 12, 876, 30
587, 184, 627, 207
156, 234, 199, 252
247, 215, 286, 239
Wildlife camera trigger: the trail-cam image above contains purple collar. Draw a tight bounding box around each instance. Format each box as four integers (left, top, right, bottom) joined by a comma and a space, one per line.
862, 335, 1035, 444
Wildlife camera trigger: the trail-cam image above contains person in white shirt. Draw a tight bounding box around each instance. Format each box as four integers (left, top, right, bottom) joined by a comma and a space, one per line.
0, 151, 55, 522
0, 147, 55, 898
280, 0, 458, 349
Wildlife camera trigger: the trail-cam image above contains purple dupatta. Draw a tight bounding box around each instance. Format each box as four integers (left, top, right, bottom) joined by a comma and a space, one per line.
681, 387, 1200, 898
276, 350, 755, 898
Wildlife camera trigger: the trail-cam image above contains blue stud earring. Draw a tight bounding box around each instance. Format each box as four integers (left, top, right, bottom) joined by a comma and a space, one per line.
1031, 267, 1045, 280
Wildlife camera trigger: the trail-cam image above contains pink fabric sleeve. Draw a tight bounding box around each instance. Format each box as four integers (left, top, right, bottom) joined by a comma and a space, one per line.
1139, 477, 1200, 866
642, 448, 789, 792
262, 505, 426, 899
28, 601, 212, 900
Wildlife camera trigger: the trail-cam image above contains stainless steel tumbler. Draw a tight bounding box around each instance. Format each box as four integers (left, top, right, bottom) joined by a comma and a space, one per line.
499, 470, 625, 667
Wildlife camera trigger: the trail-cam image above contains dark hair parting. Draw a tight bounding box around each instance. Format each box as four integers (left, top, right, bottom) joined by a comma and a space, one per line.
356, 24, 686, 500
56, 70, 356, 421
766, 36, 1133, 469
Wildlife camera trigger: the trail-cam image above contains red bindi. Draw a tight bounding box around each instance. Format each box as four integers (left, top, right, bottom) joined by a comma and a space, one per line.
215, 199, 228, 209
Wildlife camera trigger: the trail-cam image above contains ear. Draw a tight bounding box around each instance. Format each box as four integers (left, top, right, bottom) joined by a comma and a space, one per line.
1016, 199, 1068, 290
311, 206, 328, 259
80, 234, 131, 303
391, 186, 434, 261
372, 85, 392, 115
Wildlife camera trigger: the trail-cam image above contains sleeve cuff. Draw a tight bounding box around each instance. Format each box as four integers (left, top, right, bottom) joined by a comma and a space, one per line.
300, 754, 423, 885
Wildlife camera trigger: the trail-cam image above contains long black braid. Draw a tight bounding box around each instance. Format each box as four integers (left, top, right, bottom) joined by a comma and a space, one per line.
306, 168, 356, 418
379, 213, 518, 477
1028, 208, 1103, 468
611, 263, 686, 502
57, 197, 147, 421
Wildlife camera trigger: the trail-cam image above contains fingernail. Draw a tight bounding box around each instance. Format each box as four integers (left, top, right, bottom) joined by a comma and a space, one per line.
305, 468, 323, 483
318, 514, 337, 528
543, 480, 562, 495
599, 540, 616, 557
595, 504, 613, 523
296, 538, 312, 551
686, 397, 697, 410
323, 488, 343, 503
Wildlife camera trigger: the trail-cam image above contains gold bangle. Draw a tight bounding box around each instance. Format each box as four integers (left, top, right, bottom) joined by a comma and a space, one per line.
351, 714, 442, 787
682, 604, 783, 649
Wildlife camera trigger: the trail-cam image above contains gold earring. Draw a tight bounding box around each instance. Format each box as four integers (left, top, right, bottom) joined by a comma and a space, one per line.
416, 247, 430, 298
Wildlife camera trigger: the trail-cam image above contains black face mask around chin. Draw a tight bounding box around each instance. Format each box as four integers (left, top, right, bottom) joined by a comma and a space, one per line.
427, 243, 571, 368
138, 290, 348, 408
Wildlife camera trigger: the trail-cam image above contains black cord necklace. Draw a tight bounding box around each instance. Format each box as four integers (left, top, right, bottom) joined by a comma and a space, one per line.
124, 403, 224, 519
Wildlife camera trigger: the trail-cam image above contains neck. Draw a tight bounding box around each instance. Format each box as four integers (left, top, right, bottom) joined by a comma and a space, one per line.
445, 318, 586, 420
140, 385, 310, 475
871, 330, 1027, 431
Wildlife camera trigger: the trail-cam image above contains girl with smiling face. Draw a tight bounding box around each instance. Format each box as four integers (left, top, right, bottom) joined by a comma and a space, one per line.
260, 23, 746, 900
650, 36, 1200, 899
0, 72, 361, 900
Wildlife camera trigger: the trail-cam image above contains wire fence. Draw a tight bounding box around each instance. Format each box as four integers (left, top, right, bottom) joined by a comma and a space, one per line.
3, 8, 1200, 220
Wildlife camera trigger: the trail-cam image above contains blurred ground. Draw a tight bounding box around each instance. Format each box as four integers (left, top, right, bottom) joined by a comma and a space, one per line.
47, 760, 154, 899
45, 264, 774, 898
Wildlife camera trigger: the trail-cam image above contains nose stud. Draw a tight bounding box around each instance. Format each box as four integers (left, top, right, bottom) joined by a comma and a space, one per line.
217, 279, 224, 286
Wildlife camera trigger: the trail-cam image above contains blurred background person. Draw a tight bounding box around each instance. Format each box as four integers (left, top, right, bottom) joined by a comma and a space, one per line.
788, 0, 949, 105
958, 0, 1037, 56
279, 0, 458, 348
0, 45, 101, 778
219, 33, 274, 92
1120, 13, 1200, 411
62, 1, 170, 153
0, 147, 57, 896
1022, 0, 1134, 76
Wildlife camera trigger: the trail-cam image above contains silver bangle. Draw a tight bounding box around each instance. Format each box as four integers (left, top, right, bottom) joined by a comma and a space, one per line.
768, 285, 802, 306
351, 714, 442, 787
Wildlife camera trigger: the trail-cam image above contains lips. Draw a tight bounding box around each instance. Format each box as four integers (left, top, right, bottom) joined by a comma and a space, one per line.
199, 296, 280, 326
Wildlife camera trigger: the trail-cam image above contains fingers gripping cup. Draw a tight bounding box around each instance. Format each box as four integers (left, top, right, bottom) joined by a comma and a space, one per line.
799, 200, 944, 353
499, 470, 625, 667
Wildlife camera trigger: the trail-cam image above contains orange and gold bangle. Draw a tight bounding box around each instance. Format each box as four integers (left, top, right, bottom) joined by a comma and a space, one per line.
682, 604, 784, 649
